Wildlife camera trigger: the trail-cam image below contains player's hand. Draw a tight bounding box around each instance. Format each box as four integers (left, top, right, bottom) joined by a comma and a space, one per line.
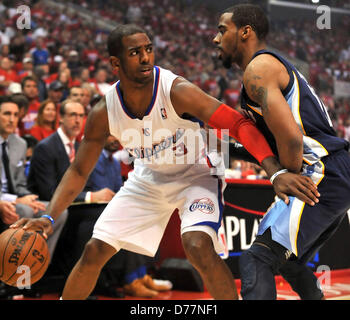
91, 188, 115, 202
16, 195, 47, 214
9, 217, 53, 240
273, 172, 320, 206
0, 201, 18, 225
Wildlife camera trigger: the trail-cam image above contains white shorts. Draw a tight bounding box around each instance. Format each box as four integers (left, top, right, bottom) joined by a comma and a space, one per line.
92, 165, 226, 257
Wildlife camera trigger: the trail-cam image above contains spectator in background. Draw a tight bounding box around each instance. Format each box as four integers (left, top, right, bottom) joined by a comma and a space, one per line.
344, 118, 350, 142
28, 99, 114, 203
57, 69, 71, 100
81, 83, 94, 115
47, 80, 65, 127
91, 68, 111, 95
0, 56, 20, 95
82, 40, 100, 66
21, 134, 38, 177
68, 86, 86, 141
68, 86, 84, 104
85, 135, 123, 196
20, 76, 40, 134
33, 65, 48, 102
11, 92, 29, 137
223, 79, 241, 109
79, 67, 92, 85
67, 50, 82, 75
0, 95, 67, 257
29, 99, 57, 141
31, 37, 50, 66
18, 57, 34, 81
47, 80, 64, 106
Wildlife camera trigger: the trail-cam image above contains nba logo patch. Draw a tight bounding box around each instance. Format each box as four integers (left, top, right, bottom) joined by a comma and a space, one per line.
160, 107, 167, 120
189, 198, 215, 214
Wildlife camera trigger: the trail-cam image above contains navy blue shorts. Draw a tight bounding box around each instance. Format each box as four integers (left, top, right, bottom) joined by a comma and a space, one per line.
257, 149, 350, 260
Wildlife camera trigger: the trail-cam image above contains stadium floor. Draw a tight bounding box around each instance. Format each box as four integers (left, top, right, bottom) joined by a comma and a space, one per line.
10, 268, 350, 300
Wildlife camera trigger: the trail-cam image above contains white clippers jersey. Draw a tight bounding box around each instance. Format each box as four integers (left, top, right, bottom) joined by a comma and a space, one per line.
105, 66, 210, 176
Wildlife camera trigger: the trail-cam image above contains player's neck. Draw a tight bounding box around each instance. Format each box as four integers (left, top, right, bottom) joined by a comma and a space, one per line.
240, 42, 266, 71
119, 80, 154, 119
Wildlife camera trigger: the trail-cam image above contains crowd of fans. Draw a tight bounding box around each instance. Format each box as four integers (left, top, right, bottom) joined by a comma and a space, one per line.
0, 0, 349, 180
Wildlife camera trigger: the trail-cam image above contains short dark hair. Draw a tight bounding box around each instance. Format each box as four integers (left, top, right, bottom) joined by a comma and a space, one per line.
59, 99, 74, 117
107, 24, 151, 57
59, 99, 84, 117
0, 95, 18, 110
224, 4, 269, 41
21, 75, 38, 89
10, 93, 29, 112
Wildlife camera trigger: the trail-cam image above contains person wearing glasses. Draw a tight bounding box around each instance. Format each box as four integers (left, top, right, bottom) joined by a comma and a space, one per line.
27, 99, 114, 203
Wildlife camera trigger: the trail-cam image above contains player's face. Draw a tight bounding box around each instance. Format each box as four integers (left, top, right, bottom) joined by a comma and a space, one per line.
213, 13, 243, 69
118, 33, 155, 85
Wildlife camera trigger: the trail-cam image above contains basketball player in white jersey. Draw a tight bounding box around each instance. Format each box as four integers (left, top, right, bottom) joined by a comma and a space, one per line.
12, 24, 319, 300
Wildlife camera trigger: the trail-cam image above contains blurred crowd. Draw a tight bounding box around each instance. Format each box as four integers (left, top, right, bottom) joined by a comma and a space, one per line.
0, 0, 349, 180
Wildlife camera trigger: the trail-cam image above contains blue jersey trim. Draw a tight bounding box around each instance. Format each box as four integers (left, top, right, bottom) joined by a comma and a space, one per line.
116, 66, 160, 119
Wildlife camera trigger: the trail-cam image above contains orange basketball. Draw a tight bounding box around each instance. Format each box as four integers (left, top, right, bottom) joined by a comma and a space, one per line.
0, 228, 50, 287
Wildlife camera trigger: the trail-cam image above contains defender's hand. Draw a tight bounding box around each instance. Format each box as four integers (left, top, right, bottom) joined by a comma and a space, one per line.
273, 173, 320, 206
10, 217, 53, 240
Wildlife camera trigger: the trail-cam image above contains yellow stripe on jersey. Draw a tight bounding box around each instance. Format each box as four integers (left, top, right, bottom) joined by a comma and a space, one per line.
246, 103, 262, 116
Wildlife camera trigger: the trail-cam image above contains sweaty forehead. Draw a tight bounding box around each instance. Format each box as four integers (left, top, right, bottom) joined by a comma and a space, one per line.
122, 33, 151, 49
218, 12, 236, 28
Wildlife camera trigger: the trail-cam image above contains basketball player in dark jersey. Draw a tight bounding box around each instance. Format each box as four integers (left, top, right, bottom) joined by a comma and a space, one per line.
213, 4, 350, 299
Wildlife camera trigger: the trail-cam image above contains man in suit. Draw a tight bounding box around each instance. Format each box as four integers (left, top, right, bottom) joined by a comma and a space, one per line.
28, 99, 115, 203
0, 95, 67, 257
84, 135, 123, 194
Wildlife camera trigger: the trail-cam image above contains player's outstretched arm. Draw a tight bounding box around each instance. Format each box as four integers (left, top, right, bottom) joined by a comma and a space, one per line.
170, 77, 319, 206
171, 77, 274, 170
11, 97, 110, 237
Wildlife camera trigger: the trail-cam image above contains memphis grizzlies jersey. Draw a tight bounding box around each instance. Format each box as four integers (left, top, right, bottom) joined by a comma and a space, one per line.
105, 66, 211, 176
240, 49, 349, 167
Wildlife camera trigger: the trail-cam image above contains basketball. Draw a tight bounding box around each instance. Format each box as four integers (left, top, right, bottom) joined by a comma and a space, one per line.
0, 228, 50, 287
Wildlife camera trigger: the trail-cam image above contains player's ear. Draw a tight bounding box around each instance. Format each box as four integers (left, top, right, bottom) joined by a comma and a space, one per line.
110, 56, 120, 69
241, 26, 252, 41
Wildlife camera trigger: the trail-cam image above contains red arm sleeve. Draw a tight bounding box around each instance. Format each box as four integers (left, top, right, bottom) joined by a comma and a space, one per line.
208, 104, 275, 164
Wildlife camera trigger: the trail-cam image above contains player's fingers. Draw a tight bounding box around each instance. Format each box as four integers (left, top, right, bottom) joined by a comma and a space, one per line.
276, 192, 290, 205
297, 181, 319, 203
292, 187, 316, 206
300, 176, 320, 197
9, 218, 30, 229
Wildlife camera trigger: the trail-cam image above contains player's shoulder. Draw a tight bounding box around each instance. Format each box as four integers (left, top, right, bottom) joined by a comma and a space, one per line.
244, 53, 285, 85
247, 53, 283, 74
